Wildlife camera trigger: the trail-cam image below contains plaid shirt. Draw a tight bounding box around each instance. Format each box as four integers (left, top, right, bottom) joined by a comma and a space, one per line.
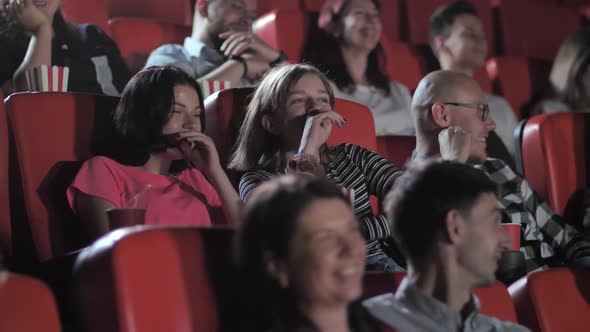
475, 158, 590, 272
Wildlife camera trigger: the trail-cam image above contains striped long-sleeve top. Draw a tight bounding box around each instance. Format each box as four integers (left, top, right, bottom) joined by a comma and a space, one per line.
239, 143, 404, 259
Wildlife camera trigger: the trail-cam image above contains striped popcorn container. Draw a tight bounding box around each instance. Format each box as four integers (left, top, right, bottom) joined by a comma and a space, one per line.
200, 80, 231, 98
24, 65, 69, 92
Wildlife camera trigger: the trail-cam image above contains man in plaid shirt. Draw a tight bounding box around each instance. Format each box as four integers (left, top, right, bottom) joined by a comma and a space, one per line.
410, 70, 590, 272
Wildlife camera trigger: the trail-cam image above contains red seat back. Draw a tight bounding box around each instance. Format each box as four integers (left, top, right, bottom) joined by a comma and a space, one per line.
109, 18, 192, 73
497, 0, 580, 60
376, 135, 416, 169
363, 272, 518, 323
380, 38, 425, 91
485, 56, 532, 119
0, 272, 61, 332
205, 87, 377, 167
405, 0, 496, 55
105, 0, 192, 25
5, 92, 119, 262
75, 226, 236, 332
0, 93, 10, 257
254, 10, 312, 63
520, 112, 587, 214
509, 268, 590, 331
61, 0, 111, 35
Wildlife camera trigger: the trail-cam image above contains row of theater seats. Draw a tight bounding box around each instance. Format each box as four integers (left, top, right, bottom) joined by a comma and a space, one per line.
2, 226, 590, 331
61, 0, 589, 62
0, 89, 412, 265
0, 87, 585, 266
68, 3, 580, 119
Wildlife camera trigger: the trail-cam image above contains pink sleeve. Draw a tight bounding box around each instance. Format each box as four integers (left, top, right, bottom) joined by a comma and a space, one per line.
67, 156, 123, 214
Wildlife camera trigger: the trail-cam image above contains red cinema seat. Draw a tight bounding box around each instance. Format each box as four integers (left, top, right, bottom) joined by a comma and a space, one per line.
485, 56, 532, 119
105, 0, 192, 26
0, 272, 61, 332
61, 0, 111, 35
509, 268, 590, 331
518, 112, 587, 215
254, 10, 311, 63
205, 87, 377, 166
376, 135, 416, 169
109, 18, 192, 73
362, 272, 518, 323
0, 93, 10, 258
405, 0, 496, 55
380, 38, 425, 91
257, 0, 299, 14
497, 0, 580, 60
75, 226, 236, 332
5, 92, 119, 262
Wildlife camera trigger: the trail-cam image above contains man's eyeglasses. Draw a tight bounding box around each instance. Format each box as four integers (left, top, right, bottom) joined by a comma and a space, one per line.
442, 102, 490, 122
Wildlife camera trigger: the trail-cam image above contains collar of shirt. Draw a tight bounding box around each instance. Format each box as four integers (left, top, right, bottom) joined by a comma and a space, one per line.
395, 277, 482, 329
183, 37, 225, 65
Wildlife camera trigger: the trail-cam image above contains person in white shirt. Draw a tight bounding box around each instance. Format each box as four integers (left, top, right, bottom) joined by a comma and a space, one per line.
302, 0, 414, 136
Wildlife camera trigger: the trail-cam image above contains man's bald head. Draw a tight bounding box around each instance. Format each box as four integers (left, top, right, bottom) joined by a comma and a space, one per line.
412, 70, 481, 132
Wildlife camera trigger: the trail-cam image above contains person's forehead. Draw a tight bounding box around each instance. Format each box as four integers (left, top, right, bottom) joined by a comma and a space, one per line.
450, 79, 485, 102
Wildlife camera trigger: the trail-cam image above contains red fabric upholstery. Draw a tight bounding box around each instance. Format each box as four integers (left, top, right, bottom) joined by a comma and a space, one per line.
257, 0, 299, 13
380, 38, 425, 91
5, 92, 119, 262
509, 268, 590, 331
376, 135, 416, 169
405, 0, 496, 55
520, 112, 587, 214
363, 272, 518, 323
0, 93, 10, 257
254, 10, 311, 63
109, 18, 192, 73
474, 66, 492, 94
105, 0, 192, 26
472, 281, 518, 323
205, 87, 377, 165
61, 0, 111, 35
0, 272, 61, 332
497, 0, 579, 60
75, 226, 235, 332
485, 56, 531, 119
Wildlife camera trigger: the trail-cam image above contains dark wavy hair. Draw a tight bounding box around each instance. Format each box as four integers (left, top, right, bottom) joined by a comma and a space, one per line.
235, 175, 378, 332
0, 3, 77, 42
111, 66, 205, 167
301, 0, 391, 96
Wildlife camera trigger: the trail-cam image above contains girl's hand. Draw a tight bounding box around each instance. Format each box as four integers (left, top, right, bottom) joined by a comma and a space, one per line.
176, 131, 222, 174
5, 0, 51, 34
299, 110, 346, 156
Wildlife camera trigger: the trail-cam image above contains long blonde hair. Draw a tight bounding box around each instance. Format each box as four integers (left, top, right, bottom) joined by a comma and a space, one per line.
228, 64, 335, 172
550, 27, 590, 111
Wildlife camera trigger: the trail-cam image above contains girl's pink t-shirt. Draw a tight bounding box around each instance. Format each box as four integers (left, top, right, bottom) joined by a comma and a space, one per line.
67, 156, 221, 226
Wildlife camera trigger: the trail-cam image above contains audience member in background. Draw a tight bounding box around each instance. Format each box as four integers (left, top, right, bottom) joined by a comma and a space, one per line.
0, 0, 130, 95
229, 63, 405, 272
67, 66, 241, 241
429, 1, 518, 159
236, 175, 381, 332
145, 0, 286, 88
365, 160, 530, 331
412, 70, 590, 272
302, 0, 413, 135
533, 27, 590, 115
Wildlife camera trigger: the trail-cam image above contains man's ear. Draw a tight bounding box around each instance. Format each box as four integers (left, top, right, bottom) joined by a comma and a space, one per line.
262, 114, 280, 135
434, 36, 450, 58
431, 103, 451, 128
444, 209, 465, 245
265, 253, 289, 288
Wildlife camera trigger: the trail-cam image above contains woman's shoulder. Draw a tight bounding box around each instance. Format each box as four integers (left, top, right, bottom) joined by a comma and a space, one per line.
388, 80, 411, 98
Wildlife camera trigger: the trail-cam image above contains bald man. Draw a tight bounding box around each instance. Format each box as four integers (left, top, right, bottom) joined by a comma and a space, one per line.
412, 70, 590, 273
146, 0, 286, 88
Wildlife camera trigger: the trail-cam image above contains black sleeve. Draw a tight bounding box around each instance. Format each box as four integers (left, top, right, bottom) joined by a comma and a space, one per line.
86, 25, 131, 93
0, 35, 28, 86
